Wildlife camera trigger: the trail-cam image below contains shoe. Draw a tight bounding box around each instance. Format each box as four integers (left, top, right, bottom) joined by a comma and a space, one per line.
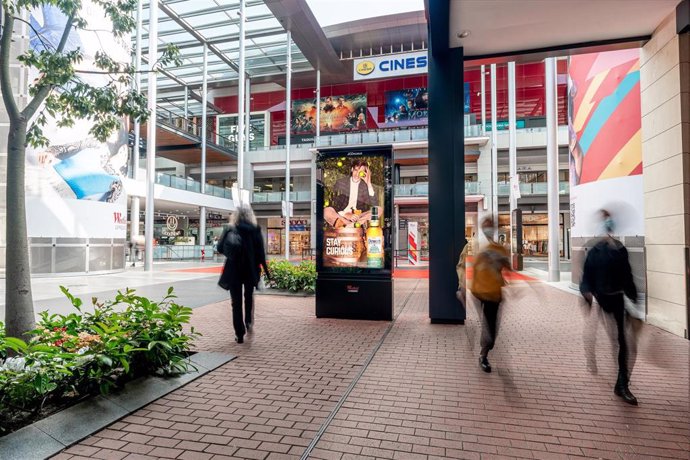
235, 336, 244, 344
479, 356, 492, 373
245, 322, 253, 333
614, 385, 638, 405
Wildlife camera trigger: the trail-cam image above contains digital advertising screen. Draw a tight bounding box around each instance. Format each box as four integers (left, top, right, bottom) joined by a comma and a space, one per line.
291, 94, 368, 134
384, 88, 428, 126
316, 147, 393, 275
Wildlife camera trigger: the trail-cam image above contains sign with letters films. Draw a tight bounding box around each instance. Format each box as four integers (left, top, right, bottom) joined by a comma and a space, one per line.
353, 51, 428, 81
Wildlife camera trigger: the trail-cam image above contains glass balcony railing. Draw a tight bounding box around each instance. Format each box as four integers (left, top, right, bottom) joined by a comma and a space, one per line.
497, 182, 570, 196
394, 182, 481, 197
252, 191, 312, 203
261, 124, 486, 151
155, 172, 233, 199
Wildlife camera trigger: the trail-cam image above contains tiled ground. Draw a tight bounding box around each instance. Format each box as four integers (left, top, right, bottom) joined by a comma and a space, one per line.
52, 279, 689, 460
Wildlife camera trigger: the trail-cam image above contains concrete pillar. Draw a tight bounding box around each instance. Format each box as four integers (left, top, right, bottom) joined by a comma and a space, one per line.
428, 0, 465, 323
545, 57, 560, 282
640, 7, 690, 338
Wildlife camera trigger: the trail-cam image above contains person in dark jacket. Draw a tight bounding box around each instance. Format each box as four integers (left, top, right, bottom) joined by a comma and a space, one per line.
580, 209, 639, 405
218, 205, 269, 344
323, 159, 377, 228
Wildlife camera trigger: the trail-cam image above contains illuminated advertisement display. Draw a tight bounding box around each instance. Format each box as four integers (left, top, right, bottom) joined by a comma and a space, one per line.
292, 94, 367, 134
384, 88, 428, 126
316, 148, 393, 273
353, 51, 428, 81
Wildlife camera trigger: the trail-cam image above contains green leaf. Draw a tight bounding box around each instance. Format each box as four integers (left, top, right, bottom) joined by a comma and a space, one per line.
98, 355, 113, 367
3, 337, 28, 352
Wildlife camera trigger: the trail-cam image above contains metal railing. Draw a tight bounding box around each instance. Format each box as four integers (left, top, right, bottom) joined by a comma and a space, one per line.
252, 191, 311, 203
154, 105, 238, 153
155, 172, 233, 199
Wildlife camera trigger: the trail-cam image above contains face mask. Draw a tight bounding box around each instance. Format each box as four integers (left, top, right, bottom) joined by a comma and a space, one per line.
482, 228, 494, 240
604, 218, 614, 234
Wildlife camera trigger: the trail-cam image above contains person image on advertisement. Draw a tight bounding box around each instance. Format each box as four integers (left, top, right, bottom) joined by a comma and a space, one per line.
218, 206, 270, 344
471, 217, 511, 373
579, 209, 640, 405
324, 159, 377, 228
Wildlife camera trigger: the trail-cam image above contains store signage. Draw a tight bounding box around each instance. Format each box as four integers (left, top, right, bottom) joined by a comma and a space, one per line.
353, 51, 428, 81
486, 119, 526, 131
163, 216, 179, 237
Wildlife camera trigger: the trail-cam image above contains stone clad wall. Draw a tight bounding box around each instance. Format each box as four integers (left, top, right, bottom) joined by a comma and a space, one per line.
640, 11, 690, 338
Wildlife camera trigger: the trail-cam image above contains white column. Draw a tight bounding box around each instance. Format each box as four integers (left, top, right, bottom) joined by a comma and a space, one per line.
315, 69, 321, 143
237, 0, 246, 191
130, 0, 143, 243
480, 64, 486, 134
245, 76, 251, 153
199, 43, 208, 247
285, 30, 292, 260
312, 68, 320, 250
546, 57, 560, 281
508, 61, 517, 251
183, 86, 188, 120
144, 0, 158, 271
490, 64, 498, 227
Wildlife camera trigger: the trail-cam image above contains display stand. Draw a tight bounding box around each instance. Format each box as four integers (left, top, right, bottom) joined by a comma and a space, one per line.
315, 146, 394, 321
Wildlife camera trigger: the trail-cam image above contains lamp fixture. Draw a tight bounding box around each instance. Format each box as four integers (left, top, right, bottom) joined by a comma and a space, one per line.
457, 31, 470, 39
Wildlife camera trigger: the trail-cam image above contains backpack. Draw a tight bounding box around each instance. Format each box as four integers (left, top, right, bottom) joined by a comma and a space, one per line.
222, 226, 243, 262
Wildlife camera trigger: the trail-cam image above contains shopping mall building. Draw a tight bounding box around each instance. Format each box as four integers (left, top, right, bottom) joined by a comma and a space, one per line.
1, 0, 688, 338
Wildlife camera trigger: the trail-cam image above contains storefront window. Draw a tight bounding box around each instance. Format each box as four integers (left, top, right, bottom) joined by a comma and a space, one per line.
266, 217, 311, 256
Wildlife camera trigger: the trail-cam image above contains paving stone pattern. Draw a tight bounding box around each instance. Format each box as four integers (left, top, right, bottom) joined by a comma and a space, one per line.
52, 280, 689, 460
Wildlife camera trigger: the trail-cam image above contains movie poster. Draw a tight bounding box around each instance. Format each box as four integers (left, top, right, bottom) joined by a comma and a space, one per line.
291, 94, 367, 134
319, 154, 387, 269
384, 88, 428, 125
25, 2, 129, 239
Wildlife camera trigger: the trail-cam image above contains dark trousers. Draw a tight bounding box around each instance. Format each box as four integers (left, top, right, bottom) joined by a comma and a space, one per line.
596, 293, 634, 386
229, 279, 254, 338
480, 300, 500, 358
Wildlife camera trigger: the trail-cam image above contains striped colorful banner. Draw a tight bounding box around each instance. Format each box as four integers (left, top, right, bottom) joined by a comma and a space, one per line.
568, 49, 642, 186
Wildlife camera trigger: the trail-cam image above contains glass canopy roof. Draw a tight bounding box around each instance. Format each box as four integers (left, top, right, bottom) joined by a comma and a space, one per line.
138, 0, 314, 116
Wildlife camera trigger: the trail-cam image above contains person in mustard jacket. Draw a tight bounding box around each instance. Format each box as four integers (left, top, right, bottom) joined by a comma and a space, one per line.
471, 217, 511, 373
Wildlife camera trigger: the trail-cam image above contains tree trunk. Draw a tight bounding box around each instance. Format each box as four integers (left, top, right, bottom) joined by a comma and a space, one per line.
5, 118, 35, 340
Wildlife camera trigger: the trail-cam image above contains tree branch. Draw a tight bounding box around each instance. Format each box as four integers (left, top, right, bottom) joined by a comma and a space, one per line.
12, 16, 54, 53
0, 6, 20, 121
21, 12, 76, 120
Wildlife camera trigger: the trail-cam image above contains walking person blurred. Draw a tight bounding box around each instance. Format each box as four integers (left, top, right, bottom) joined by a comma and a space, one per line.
580, 209, 639, 405
218, 205, 270, 344
471, 217, 511, 373
456, 238, 470, 308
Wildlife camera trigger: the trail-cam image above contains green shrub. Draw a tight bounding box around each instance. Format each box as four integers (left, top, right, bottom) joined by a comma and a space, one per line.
0, 287, 199, 435
265, 260, 316, 293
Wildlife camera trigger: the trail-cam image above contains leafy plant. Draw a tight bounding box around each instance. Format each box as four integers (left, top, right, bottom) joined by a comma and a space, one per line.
265, 260, 316, 293
0, 287, 198, 436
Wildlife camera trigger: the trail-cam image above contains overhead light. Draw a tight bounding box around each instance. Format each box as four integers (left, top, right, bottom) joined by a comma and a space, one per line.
457, 31, 470, 39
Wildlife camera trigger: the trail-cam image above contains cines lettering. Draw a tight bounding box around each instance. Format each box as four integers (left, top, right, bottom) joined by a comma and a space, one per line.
378, 55, 427, 73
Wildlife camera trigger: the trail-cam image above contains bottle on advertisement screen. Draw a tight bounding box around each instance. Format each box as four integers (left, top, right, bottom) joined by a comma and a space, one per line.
366, 206, 384, 268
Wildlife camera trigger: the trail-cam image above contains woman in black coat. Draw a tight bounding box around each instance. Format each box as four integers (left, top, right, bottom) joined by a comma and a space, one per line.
218, 205, 269, 343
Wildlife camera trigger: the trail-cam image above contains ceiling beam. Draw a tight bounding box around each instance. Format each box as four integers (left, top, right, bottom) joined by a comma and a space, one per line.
158, 1, 242, 74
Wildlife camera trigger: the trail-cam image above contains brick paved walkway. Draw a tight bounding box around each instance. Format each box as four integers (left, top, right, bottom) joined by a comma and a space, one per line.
53, 279, 689, 460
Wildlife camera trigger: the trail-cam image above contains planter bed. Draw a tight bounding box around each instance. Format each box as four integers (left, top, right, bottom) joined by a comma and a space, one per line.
0, 351, 234, 460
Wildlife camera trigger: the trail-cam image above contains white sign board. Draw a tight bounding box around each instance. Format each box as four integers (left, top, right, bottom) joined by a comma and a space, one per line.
353, 51, 428, 81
